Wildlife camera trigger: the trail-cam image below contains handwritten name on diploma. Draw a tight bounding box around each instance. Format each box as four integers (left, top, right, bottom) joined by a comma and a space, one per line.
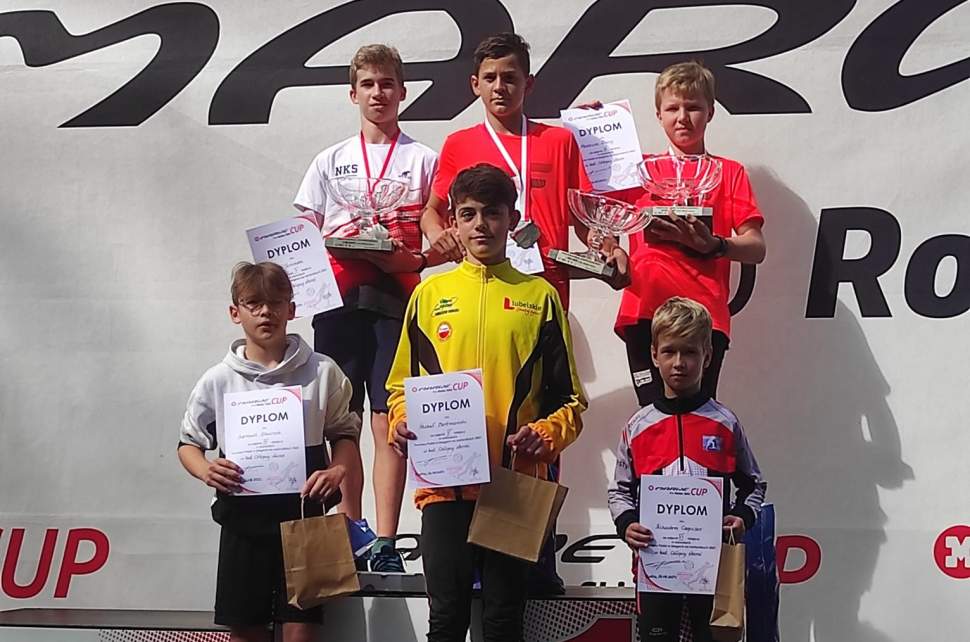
404, 370, 490, 489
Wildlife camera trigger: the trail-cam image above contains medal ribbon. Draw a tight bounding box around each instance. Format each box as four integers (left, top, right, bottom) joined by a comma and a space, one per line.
483, 114, 529, 221
359, 130, 401, 209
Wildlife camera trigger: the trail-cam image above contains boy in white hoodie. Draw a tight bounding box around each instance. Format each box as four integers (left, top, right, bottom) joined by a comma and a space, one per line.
178, 262, 361, 642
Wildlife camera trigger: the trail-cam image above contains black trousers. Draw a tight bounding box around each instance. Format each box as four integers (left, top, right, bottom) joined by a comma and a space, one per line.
421, 501, 530, 642
638, 592, 714, 642
624, 319, 730, 407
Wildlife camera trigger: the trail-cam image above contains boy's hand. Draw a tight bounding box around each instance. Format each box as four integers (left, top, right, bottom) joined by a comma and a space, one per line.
507, 426, 551, 459
671, 210, 720, 254
391, 421, 417, 458
573, 100, 604, 110
649, 211, 719, 255
602, 245, 631, 290
625, 523, 654, 549
203, 458, 244, 494
430, 228, 464, 263
723, 515, 746, 539
302, 465, 345, 501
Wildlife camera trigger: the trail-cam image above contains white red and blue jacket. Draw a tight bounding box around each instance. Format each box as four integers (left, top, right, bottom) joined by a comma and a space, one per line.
608, 392, 767, 538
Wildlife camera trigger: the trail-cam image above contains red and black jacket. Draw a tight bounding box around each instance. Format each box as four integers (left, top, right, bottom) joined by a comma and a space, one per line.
608, 391, 766, 537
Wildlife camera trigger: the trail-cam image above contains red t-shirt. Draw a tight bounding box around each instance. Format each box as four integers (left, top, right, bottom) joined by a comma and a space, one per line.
613, 155, 764, 338
432, 122, 591, 309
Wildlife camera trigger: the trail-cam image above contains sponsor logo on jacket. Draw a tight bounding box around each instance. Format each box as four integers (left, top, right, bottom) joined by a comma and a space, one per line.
503, 297, 541, 315
433, 296, 459, 317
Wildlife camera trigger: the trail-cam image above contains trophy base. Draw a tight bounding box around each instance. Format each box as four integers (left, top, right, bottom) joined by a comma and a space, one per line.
650, 206, 713, 231
325, 237, 393, 252
549, 249, 615, 278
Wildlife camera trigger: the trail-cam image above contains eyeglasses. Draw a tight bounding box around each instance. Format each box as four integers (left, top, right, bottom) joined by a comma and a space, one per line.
237, 300, 290, 315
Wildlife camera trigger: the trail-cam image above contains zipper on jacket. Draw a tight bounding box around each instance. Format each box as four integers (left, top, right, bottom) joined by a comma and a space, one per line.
676, 414, 685, 472
477, 266, 487, 365
456, 267, 489, 503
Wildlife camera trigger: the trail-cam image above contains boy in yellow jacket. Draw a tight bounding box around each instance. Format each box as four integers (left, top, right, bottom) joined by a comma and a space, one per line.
386, 163, 587, 641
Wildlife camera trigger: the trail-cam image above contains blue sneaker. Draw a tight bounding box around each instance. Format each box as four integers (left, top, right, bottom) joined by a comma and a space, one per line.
349, 519, 376, 572
369, 542, 405, 573
348, 519, 377, 555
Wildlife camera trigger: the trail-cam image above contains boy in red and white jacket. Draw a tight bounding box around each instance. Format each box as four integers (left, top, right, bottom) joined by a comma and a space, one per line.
608, 296, 766, 642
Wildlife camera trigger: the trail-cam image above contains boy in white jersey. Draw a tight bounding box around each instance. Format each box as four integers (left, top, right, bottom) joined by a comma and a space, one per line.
294, 44, 438, 572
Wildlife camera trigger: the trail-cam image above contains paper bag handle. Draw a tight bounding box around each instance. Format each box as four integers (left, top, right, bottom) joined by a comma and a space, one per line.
509, 452, 540, 478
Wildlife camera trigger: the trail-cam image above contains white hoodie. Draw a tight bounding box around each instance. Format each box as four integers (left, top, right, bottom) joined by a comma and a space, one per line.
179, 334, 360, 530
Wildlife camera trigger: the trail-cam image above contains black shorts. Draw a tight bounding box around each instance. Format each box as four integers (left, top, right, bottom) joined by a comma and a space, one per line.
637, 592, 713, 641
624, 318, 730, 407
312, 307, 403, 414
214, 526, 323, 627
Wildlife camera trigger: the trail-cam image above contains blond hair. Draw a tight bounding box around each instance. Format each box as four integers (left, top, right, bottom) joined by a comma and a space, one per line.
651, 297, 713, 350
349, 44, 404, 86
655, 61, 715, 109
230, 262, 293, 305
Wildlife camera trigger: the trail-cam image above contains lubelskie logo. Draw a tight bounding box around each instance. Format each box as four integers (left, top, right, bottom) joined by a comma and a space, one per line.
503, 297, 541, 315
432, 296, 459, 317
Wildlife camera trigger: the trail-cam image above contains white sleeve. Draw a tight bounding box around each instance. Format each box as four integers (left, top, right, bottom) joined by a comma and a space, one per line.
179, 377, 216, 451
294, 156, 328, 215
422, 151, 439, 203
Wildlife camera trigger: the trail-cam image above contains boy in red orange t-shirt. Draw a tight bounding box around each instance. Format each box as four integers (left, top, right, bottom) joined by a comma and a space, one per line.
615, 61, 767, 406
419, 32, 630, 309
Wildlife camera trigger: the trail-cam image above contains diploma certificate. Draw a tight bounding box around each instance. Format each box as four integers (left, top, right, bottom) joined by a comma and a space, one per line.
560, 99, 644, 192
223, 386, 307, 496
638, 475, 724, 595
404, 370, 490, 489
247, 215, 343, 317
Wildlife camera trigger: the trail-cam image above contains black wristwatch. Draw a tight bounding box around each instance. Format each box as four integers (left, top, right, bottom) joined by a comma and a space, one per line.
414, 252, 429, 272
704, 235, 728, 259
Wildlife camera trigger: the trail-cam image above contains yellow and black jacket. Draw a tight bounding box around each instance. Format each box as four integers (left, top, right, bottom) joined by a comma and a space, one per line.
386, 260, 587, 509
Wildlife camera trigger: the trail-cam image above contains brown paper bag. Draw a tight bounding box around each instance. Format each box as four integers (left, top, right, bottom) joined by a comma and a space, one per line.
280, 505, 359, 609
467, 461, 568, 563
710, 534, 746, 642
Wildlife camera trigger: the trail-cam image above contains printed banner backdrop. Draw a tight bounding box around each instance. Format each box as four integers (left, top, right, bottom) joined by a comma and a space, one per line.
1, 0, 968, 640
